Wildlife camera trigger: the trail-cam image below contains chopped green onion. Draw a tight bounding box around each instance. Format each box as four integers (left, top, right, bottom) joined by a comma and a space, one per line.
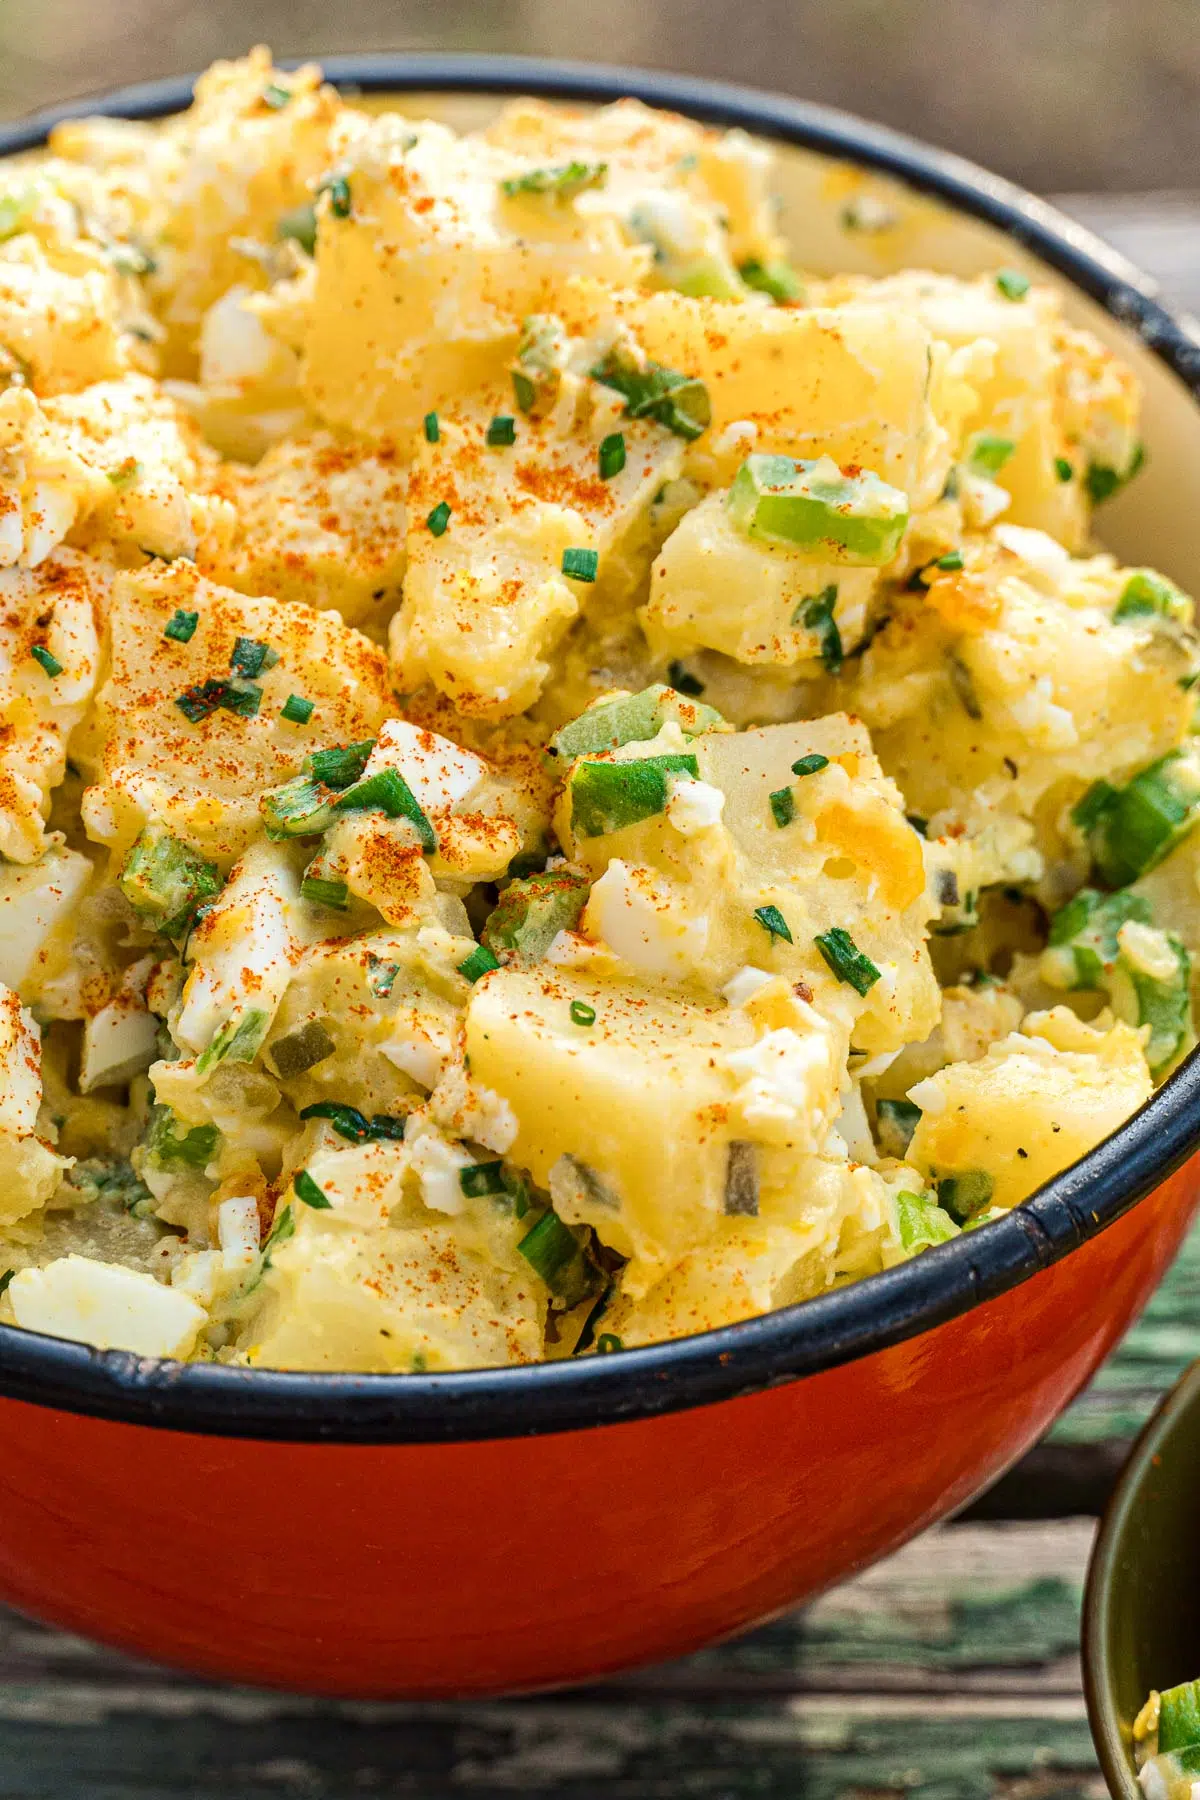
308, 741, 374, 789
1086, 443, 1144, 505
0, 1269, 14, 1298
598, 432, 626, 480
995, 268, 1031, 300
146, 1109, 220, 1170
935, 550, 964, 571
1076, 752, 1200, 886
163, 609, 199, 644
426, 501, 451, 537
332, 766, 437, 853
293, 1170, 332, 1210
936, 1169, 995, 1223
876, 1098, 922, 1159
896, 1191, 959, 1253
1048, 886, 1151, 985
797, 585, 843, 674
1054, 456, 1074, 483
769, 787, 795, 828
569, 753, 698, 838
486, 414, 516, 447
269, 1020, 336, 1079
815, 925, 881, 994
667, 660, 704, 697
261, 1203, 295, 1269
792, 753, 829, 778
731, 454, 908, 565
596, 1331, 623, 1353
501, 161, 608, 201
754, 903, 793, 944
967, 433, 1016, 475
276, 203, 317, 256
120, 821, 222, 940
30, 644, 62, 678
299, 1102, 406, 1144
572, 1283, 614, 1356
724, 1141, 759, 1216
262, 82, 292, 110
366, 955, 399, 999
107, 456, 141, 491
590, 345, 711, 441
423, 411, 439, 443
517, 1210, 602, 1306
281, 694, 314, 725
1114, 570, 1190, 625
319, 174, 352, 219
230, 635, 276, 678
511, 369, 537, 414
196, 1009, 269, 1077
259, 775, 334, 838
561, 546, 599, 583
301, 875, 349, 910
458, 944, 501, 983
738, 257, 805, 303
550, 684, 723, 760
570, 1000, 596, 1027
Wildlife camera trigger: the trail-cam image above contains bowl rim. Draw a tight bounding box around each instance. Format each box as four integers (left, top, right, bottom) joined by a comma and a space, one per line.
3, 51, 1200, 1445
1082, 1358, 1200, 1800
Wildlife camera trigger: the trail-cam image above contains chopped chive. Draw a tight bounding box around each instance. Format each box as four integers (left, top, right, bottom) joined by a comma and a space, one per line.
596, 1332, 624, 1353
458, 944, 501, 983
175, 677, 262, 722
423, 411, 439, 443
598, 432, 626, 480
561, 546, 599, 583
754, 903, 793, 944
262, 82, 292, 110
511, 368, 537, 413
797, 586, 843, 674
300, 875, 349, 910
459, 1160, 508, 1198
163, 608, 198, 644
1054, 456, 1074, 483
107, 455, 141, 491
501, 160, 608, 201
319, 174, 352, 219
281, 694, 314, 725
667, 659, 704, 697
230, 635, 276, 678
792, 753, 829, 778
769, 787, 795, 828
299, 1102, 406, 1144
569, 999, 597, 1027
517, 1209, 601, 1306
486, 414, 516, 447
995, 268, 1031, 300
935, 550, 964, 571
815, 925, 881, 995
590, 346, 711, 442
293, 1169, 332, 1210
30, 644, 62, 678
426, 500, 451, 537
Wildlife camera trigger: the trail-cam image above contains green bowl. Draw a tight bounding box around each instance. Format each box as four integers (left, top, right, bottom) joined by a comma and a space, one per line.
1084, 1361, 1200, 1797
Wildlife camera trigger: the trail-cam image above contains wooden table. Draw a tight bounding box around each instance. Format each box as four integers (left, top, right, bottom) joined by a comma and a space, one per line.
3, 196, 1200, 1799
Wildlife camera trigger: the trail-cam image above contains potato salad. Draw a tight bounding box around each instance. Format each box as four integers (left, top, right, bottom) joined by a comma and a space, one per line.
0, 50, 1191, 1371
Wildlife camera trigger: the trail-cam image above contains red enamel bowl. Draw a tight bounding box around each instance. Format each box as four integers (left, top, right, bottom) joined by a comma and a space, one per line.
5, 54, 1200, 1700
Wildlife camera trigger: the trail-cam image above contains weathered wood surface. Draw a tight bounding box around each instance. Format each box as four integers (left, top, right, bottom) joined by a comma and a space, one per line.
1, 196, 1198, 1797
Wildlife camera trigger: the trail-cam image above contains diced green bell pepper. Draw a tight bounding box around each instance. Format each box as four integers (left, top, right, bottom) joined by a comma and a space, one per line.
483, 869, 591, 960
569, 754, 698, 838
727, 453, 909, 564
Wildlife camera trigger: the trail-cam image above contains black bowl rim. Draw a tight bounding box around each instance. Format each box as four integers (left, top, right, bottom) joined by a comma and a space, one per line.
1082, 1358, 1200, 1800
2, 51, 1200, 1445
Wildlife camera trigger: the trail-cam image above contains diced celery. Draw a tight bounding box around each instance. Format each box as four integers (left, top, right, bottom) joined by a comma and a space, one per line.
727, 453, 909, 564
549, 683, 725, 761
896, 1191, 960, 1254
1077, 752, 1200, 887
1158, 1682, 1200, 1754
483, 870, 591, 961
119, 822, 223, 940
569, 754, 698, 838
